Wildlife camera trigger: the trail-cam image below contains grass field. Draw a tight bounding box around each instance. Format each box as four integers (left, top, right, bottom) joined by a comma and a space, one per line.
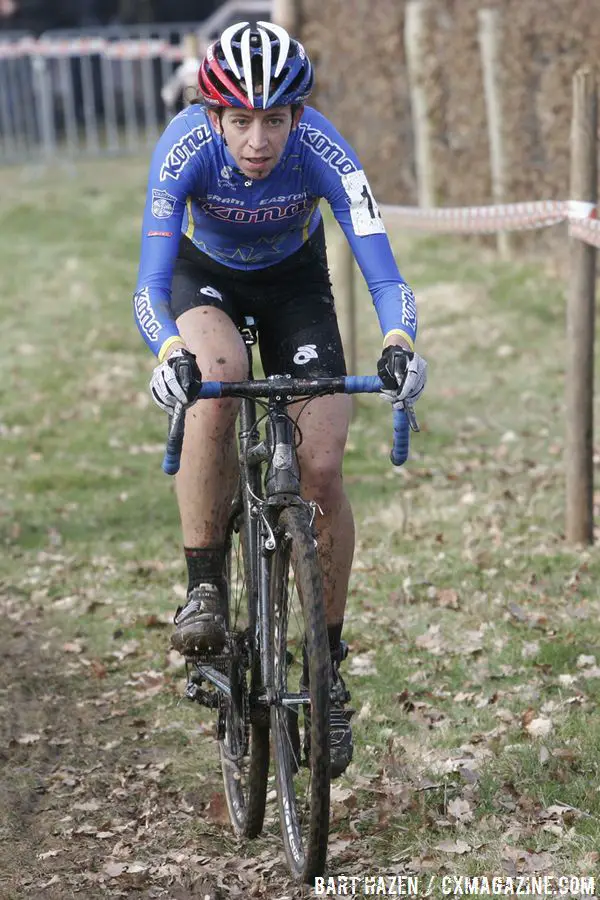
1, 156, 599, 898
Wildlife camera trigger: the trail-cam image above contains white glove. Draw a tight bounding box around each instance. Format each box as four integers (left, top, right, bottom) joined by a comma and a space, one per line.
149, 348, 202, 413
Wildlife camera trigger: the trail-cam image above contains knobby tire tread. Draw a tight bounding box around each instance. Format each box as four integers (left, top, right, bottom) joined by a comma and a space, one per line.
270, 505, 331, 881
220, 509, 269, 838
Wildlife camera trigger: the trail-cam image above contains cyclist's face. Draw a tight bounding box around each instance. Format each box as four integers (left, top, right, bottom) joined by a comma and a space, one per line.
209, 106, 303, 179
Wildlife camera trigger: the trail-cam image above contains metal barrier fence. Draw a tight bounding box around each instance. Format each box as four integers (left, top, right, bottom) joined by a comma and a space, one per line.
0, 0, 273, 164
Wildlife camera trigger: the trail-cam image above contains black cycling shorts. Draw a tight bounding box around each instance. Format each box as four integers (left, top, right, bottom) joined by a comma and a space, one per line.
169, 220, 347, 378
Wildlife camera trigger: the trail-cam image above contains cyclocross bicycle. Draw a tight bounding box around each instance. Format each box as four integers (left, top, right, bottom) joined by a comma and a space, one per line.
161, 320, 412, 882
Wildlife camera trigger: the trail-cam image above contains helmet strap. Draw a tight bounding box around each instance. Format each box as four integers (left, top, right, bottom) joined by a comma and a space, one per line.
217, 108, 228, 146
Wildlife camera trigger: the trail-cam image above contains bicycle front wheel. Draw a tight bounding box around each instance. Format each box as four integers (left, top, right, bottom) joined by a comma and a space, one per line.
219, 509, 270, 838
270, 505, 331, 882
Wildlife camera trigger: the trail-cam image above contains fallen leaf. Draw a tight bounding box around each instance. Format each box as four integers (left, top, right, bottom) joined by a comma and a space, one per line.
437, 588, 460, 609
205, 792, 229, 826
17, 733, 41, 745
90, 659, 107, 679
447, 797, 473, 823
104, 861, 148, 878
347, 652, 377, 676
62, 640, 85, 654
436, 839, 471, 854
328, 837, 353, 858
525, 716, 553, 738
113, 639, 140, 660
330, 786, 354, 803
576, 654, 596, 668
72, 800, 102, 812
415, 625, 445, 655
357, 700, 372, 722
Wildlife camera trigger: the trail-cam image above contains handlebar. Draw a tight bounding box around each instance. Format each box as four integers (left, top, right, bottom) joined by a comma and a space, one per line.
161, 375, 418, 475
162, 401, 186, 475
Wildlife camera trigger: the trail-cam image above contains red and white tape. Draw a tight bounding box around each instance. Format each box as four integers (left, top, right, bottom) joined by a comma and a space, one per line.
0, 36, 185, 61
569, 219, 600, 247
380, 199, 599, 246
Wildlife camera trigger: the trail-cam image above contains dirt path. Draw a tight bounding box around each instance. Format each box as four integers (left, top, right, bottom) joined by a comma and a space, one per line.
0, 586, 318, 899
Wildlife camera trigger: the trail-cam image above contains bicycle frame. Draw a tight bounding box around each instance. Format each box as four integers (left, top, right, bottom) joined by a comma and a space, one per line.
164, 343, 416, 879
185, 329, 318, 717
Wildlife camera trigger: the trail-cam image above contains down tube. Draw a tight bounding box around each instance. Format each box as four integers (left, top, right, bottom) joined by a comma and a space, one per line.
238, 395, 261, 641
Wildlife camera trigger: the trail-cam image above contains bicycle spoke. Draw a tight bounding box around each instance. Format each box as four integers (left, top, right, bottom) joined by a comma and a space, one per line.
219, 511, 269, 839
270, 506, 330, 881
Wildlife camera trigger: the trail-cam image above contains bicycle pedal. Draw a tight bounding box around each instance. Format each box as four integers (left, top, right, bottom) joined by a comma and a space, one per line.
184, 683, 219, 708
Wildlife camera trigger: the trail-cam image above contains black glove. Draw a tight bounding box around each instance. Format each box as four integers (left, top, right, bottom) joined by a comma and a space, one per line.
377, 345, 414, 391
170, 349, 202, 400
150, 348, 202, 412
377, 344, 428, 407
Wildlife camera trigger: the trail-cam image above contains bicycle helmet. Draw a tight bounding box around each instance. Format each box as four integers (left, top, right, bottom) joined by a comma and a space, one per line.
199, 20, 313, 110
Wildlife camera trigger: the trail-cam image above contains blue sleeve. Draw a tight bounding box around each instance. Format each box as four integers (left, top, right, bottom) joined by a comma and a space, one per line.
301, 109, 417, 349
133, 111, 209, 360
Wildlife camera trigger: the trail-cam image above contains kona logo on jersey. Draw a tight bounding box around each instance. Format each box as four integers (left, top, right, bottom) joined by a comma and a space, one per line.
399, 283, 417, 331
298, 123, 356, 176
134, 287, 161, 343
159, 124, 212, 181
151, 188, 177, 218
199, 198, 313, 224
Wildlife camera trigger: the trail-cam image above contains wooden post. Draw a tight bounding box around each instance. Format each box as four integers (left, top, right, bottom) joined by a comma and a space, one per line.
272, 0, 300, 31
336, 239, 358, 378
404, 0, 435, 207
566, 67, 597, 544
478, 8, 510, 259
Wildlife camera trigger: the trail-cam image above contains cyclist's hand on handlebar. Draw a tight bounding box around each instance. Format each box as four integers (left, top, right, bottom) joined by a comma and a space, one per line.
377, 345, 427, 408
150, 347, 202, 413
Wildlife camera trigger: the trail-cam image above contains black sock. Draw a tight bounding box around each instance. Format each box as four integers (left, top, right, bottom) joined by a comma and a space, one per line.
302, 622, 344, 684
184, 546, 225, 594
327, 622, 344, 665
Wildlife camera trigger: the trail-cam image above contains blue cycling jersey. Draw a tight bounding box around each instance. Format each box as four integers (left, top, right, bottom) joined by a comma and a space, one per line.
134, 104, 418, 361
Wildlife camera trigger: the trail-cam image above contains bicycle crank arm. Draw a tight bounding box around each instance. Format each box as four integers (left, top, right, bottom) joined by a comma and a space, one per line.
188, 664, 232, 698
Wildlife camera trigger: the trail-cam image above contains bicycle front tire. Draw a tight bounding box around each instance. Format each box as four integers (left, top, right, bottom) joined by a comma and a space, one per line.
220, 509, 270, 838
269, 505, 331, 881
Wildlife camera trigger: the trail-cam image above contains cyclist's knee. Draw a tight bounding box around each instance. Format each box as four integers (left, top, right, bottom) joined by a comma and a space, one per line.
177, 306, 248, 381
300, 449, 344, 500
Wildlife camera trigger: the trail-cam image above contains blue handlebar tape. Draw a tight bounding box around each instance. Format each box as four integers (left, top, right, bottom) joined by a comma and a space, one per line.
198, 382, 223, 398
391, 408, 410, 466
344, 375, 381, 394
344, 376, 410, 466
162, 402, 186, 475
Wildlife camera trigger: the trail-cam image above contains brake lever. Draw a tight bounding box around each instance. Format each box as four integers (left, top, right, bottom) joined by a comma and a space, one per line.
404, 403, 420, 433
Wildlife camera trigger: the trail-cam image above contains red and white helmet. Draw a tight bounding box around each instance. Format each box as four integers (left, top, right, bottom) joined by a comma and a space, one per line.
199, 20, 313, 109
